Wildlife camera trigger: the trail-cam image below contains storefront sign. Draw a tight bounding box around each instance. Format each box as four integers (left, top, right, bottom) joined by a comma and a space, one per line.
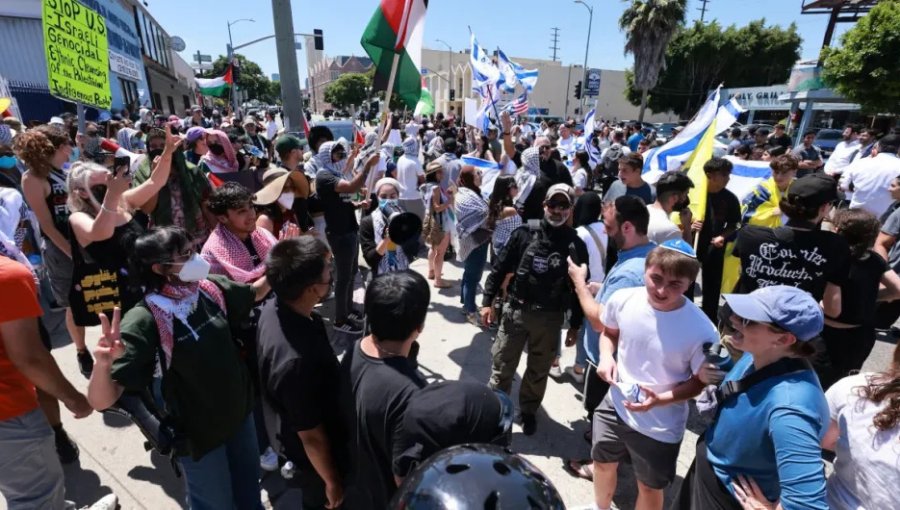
42, 0, 111, 109
109, 50, 142, 81
722, 86, 789, 111
585, 69, 601, 97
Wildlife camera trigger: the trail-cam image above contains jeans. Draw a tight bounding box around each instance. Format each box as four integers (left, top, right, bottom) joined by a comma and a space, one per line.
460, 242, 489, 314
0, 408, 66, 510
326, 231, 359, 322
179, 413, 263, 510
576, 317, 592, 368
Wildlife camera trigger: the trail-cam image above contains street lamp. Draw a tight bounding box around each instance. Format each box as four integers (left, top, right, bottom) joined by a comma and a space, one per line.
227, 18, 254, 116
435, 39, 453, 107
575, 0, 593, 119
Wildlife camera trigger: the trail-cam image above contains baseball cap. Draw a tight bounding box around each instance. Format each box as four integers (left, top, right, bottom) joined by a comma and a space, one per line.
545, 183, 575, 204
392, 381, 512, 478
274, 135, 303, 155
658, 238, 696, 258
723, 286, 824, 341
191, 105, 202, 113
785, 173, 838, 208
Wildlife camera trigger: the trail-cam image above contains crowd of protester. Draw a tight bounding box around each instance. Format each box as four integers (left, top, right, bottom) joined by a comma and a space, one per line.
1, 103, 899, 510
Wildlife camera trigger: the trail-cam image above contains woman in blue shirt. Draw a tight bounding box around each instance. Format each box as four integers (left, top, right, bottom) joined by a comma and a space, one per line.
677, 286, 829, 510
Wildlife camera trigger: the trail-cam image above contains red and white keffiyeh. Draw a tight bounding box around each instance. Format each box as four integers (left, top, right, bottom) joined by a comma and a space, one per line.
145, 280, 226, 368
202, 223, 277, 284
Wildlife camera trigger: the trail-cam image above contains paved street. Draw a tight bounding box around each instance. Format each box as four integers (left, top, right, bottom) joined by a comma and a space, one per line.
1, 255, 895, 509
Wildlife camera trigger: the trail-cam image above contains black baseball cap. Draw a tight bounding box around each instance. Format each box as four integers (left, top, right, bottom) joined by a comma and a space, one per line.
786, 173, 838, 208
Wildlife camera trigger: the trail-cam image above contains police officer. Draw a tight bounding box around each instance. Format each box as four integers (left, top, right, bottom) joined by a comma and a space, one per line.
481, 183, 589, 435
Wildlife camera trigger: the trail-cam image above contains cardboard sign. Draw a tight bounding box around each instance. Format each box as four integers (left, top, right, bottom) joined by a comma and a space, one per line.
42, 0, 112, 109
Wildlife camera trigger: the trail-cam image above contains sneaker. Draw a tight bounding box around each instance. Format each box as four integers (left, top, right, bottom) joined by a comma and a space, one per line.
54, 426, 79, 464
77, 350, 94, 379
566, 366, 586, 385
86, 494, 118, 510
466, 312, 483, 328
549, 363, 563, 379
334, 319, 364, 335
521, 413, 537, 436
260, 446, 279, 472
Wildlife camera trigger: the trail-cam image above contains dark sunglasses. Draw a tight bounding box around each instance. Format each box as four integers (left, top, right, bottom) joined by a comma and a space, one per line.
547, 201, 572, 210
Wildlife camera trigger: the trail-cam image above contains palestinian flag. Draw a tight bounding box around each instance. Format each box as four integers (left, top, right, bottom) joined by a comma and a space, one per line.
414, 78, 434, 116
361, 0, 428, 109
195, 66, 233, 97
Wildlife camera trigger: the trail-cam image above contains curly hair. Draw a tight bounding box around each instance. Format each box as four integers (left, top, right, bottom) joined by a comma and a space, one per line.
13, 125, 70, 178
857, 343, 900, 433
832, 208, 880, 259
770, 154, 799, 174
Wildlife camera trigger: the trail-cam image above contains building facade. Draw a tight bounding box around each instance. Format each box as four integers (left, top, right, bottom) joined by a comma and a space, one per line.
307, 55, 373, 113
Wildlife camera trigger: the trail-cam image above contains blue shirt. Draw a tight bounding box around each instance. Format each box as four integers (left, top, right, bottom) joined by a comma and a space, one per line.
706, 354, 829, 510
627, 132, 644, 152
583, 242, 656, 364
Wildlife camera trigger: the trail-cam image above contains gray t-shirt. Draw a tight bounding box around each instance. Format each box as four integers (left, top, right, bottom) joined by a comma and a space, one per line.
603, 180, 656, 206
880, 202, 900, 271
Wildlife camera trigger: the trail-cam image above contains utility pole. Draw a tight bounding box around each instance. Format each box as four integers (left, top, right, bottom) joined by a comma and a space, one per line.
549, 27, 560, 62
697, 0, 710, 22
575, 1, 594, 119
271, 0, 302, 130
227, 18, 254, 119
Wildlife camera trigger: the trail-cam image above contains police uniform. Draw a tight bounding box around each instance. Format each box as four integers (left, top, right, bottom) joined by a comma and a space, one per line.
482, 185, 588, 417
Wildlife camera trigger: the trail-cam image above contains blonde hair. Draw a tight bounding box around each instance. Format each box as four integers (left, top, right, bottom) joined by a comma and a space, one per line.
66, 161, 126, 215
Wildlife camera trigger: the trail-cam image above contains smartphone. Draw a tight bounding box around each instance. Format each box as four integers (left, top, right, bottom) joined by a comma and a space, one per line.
114, 156, 131, 177
169, 124, 179, 136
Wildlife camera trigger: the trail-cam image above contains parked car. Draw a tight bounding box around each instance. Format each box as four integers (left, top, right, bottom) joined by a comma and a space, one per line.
654, 122, 680, 142
813, 128, 842, 158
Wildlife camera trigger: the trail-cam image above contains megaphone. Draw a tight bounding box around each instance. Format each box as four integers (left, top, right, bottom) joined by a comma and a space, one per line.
100, 139, 143, 175
380, 202, 422, 246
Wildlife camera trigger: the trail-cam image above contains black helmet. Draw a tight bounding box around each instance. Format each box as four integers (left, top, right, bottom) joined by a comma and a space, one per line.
391, 444, 564, 509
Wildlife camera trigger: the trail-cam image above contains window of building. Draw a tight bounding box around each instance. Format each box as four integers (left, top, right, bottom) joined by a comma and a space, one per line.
183, 95, 191, 112
153, 92, 162, 111
167, 96, 176, 115
118, 78, 139, 109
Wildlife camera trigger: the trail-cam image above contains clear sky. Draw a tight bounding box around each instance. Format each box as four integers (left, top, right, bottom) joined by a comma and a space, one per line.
148, 0, 847, 83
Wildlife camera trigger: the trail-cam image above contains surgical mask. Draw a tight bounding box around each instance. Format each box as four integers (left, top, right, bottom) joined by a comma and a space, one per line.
208, 144, 225, 156
70, 147, 81, 162
277, 192, 295, 209
177, 254, 210, 282
378, 198, 399, 209
546, 211, 569, 227
90, 185, 108, 204
0, 156, 17, 169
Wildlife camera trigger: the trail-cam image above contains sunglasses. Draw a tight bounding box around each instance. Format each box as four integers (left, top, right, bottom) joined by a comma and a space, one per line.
547, 201, 572, 210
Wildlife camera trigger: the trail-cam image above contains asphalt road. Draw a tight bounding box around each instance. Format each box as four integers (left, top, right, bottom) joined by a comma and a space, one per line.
2, 256, 895, 509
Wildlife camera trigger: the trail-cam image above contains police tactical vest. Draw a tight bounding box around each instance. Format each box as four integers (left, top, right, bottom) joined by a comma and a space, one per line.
512, 221, 571, 310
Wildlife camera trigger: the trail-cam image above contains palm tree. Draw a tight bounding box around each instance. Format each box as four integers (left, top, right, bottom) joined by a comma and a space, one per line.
619, 0, 687, 122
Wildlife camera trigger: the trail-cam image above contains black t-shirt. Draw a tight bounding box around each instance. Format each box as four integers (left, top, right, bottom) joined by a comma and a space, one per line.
697, 188, 741, 259
242, 236, 261, 267
315, 169, 358, 235
732, 225, 850, 300
256, 300, 347, 473
341, 340, 426, 507
520, 159, 574, 221
768, 133, 792, 149
833, 250, 888, 326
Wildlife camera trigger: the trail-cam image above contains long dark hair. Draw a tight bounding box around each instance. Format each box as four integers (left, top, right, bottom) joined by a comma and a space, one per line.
458, 166, 481, 197
573, 150, 590, 171
476, 135, 490, 159
487, 175, 516, 229
130, 226, 191, 293
857, 342, 900, 433
573, 192, 603, 228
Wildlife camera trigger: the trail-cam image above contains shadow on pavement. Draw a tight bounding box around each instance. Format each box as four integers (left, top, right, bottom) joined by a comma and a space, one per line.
447, 329, 495, 383
62, 462, 117, 509
126, 451, 186, 508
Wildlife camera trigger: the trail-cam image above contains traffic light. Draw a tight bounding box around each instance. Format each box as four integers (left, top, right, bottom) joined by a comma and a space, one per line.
449, 89, 455, 101
574, 81, 582, 100
313, 29, 324, 51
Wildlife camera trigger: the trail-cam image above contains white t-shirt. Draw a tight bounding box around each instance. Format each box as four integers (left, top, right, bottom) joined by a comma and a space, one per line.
602, 287, 715, 443
395, 155, 424, 199
571, 168, 588, 190
824, 139, 860, 176
557, 135, 576, 159
576, 222, 607, 284
647, 206, 682, 244
825, 373, 900, 510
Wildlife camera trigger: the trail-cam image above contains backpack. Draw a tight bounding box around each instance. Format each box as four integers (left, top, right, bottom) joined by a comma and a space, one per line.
601, 144, 624, 178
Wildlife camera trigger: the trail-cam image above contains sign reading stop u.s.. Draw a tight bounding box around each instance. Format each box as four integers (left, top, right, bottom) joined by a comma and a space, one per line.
42, 0, 112, 110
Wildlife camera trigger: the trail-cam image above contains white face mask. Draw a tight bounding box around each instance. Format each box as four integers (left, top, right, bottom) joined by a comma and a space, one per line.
277, 192, 295, 209
177, 254, 211, 282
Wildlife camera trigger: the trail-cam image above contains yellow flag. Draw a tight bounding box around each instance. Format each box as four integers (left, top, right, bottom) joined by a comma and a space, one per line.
686, 119, 717, 224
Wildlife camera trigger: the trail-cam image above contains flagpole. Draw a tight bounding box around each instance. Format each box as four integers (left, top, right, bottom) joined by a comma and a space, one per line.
380, 51, 402, 137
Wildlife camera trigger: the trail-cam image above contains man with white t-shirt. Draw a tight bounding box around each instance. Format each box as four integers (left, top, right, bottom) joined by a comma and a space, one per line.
840, 134, 900, 218
395, 137, 426, 224
591, 240, 716, 510
647, 172, 693, 244
823, 124, 861, 177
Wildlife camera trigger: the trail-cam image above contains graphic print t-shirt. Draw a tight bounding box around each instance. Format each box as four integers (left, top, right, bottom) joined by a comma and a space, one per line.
732, 225, 850, 300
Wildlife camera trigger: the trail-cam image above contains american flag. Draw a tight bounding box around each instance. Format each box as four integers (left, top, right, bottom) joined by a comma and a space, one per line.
506, 92, 529, 115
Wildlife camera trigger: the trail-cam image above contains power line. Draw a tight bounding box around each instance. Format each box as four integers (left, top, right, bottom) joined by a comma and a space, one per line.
549, 27, 560, 62
697, 0, 711, 23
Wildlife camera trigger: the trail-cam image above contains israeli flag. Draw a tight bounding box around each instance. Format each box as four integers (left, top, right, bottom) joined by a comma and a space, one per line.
714, 97, 746, 135
461, 155, 501, 170
643, 87, 722, 183
496, 49, 519, 93
464, 156, 503, 199
581, 108, 601, 167
470, 33, 500, 95
724, 156, 772, 202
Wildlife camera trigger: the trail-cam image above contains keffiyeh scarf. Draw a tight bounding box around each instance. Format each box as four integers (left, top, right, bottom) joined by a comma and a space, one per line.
515, 147, 542, 208
145, 280, 226, 367
202, 224, 277, 283
200, 130, 239, 173
314, 141, 347, 177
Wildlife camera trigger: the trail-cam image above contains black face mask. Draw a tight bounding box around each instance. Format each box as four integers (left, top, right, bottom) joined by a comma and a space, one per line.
208, 144, 225, 156
672, 197, 691, 212
148, 149, 164, 161
91, 185, 108, 204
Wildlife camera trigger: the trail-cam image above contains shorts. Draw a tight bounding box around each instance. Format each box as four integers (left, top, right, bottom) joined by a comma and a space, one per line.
591, 396, 681, 489
40, 238, 73, 308
422, 212, 447, 246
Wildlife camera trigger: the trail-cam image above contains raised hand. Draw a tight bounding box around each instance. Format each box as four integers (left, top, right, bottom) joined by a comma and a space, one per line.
106, 164, 133, 198
94, 307, 126, 368
164, 122, 183, 152
280, 222, 300, 240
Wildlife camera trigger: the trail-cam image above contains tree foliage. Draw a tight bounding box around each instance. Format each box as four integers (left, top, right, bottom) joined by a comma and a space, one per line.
626, 19, 801, 118
324, 73, 370, 110
822, 0, 900, 114
204, 54, 277, 104
619, 0, 687, 121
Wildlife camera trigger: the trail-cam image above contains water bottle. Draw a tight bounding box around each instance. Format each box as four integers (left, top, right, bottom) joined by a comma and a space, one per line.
703, 342, 734, 372
280, 460, 295, 480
